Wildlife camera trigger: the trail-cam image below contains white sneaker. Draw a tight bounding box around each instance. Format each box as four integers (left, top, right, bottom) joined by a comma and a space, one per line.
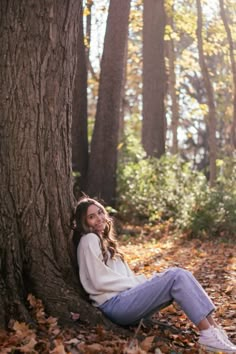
198, 326, 236, 353
216, 326, 236, 350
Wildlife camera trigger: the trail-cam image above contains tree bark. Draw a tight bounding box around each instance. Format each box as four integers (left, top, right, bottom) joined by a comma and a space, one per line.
196, 0, 217, 186
142, 0, 167, 158
0, 0, 109, 329
119, 38, 128, 144
86, 0, 131, 206
72, 0, 89, 193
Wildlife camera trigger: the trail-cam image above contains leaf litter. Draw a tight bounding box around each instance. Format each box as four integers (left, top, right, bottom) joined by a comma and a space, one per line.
0, 226, 235, 353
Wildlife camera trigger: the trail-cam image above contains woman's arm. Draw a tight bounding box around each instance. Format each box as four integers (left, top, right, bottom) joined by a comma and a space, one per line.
78, 233, 146, 295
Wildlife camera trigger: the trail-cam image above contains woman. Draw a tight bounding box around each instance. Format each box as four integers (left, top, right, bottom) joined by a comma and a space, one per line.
72, 196, 236, 353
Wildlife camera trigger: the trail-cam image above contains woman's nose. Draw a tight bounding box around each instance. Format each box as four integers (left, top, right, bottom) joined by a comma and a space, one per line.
96, 214, 102, 221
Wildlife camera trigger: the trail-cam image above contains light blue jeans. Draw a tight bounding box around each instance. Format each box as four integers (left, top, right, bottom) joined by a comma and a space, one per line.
99, 267, 215, 326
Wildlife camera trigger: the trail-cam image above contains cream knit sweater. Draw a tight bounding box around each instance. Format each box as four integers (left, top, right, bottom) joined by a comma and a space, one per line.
77, 233, 147, 307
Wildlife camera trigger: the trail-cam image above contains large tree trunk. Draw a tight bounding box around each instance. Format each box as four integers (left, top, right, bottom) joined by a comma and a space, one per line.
0, 0, 108, 329
72, 0, 89, 193
196, 0, 217, 186
86, 0, 131, 206
142, 0, 167, 158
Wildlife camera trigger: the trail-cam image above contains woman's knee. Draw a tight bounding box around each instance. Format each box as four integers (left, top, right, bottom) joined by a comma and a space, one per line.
167, 267, 190, 276
174, 267, 195, 284
157, 267, 195, 285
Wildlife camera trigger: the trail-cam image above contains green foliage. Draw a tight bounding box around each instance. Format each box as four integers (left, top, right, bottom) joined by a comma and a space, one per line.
189, 158, 236, 238
188, 185, 236, 239
117, 139, 236, 239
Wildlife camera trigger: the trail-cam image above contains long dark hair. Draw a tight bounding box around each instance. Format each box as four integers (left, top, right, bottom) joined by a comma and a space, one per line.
71, 196, 124, 263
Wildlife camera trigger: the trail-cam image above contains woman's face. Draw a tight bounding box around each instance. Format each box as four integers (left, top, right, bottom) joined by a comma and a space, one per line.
86, 204, 106, 235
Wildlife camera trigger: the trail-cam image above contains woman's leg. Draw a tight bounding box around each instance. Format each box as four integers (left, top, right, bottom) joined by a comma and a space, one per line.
100, 267, 236, 351
198, 318, 212, 330
207, 314, 218, 327
100, 267, 215, 326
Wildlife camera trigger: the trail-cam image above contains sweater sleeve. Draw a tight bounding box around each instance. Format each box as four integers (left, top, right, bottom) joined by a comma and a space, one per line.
77, 233, 146, 298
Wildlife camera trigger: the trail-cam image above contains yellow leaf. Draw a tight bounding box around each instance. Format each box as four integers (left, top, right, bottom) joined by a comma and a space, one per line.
83, 7, 91, 16
117, 142, 124, 150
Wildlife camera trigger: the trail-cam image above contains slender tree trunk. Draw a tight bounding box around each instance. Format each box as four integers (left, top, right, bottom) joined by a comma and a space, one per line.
219, 0, 236, 150
72, 0, 89, 193
119, 38, 128, 143
87, 0, 131, 206
196, 0, 217, 186
0, 0, 110, 329
142, 0, 167, 158
166, 3, 179, 154
85, 0, 98, 81
85, 0, 93, 55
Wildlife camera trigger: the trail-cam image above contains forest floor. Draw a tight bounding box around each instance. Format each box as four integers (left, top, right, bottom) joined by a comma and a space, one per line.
0, 224, 236, 353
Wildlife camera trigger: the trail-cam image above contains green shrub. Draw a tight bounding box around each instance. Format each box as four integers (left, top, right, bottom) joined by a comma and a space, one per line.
117, 137, 236, 239
188, 187, 236, 238
188, 158, 236, 238
117, 151, 207, 225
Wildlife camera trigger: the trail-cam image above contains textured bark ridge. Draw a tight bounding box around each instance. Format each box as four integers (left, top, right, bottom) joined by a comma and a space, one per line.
0, 0, 114, 330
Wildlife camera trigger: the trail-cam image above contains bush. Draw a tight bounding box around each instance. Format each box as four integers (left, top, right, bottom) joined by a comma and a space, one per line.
188, 158, 236, 238
117, 151, 207, 226
188, 187, 236, 238
117, 139, 236, 239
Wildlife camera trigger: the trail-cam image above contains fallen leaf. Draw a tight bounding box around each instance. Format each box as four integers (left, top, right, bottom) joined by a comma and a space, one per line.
140, 335, 154, 351
16, 337, 37, 352
65, 338, 80, 345
50, 340, 67, 354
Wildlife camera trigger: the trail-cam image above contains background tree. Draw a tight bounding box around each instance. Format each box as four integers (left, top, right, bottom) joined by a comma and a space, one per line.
84, 0, 99, 82
125, 0, 143, 119
196, 0, 217, 185
219, 0, 236, 150
85, 0, 236, 178
142, 0, 167, 158
72, 0, 89, 193
86, 0, 131, 205
166, 0, 180, 154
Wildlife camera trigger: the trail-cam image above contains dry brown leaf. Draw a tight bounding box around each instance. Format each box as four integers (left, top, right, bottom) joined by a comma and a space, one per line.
225, 284, 236, 297
123, 340, 147, 354
12, 321, 31, 335
140, 335, 154, 351
50, 339, 67, 354
79, 342, 104, 353
65, 337, 80, 345
16, 337, 37, 353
